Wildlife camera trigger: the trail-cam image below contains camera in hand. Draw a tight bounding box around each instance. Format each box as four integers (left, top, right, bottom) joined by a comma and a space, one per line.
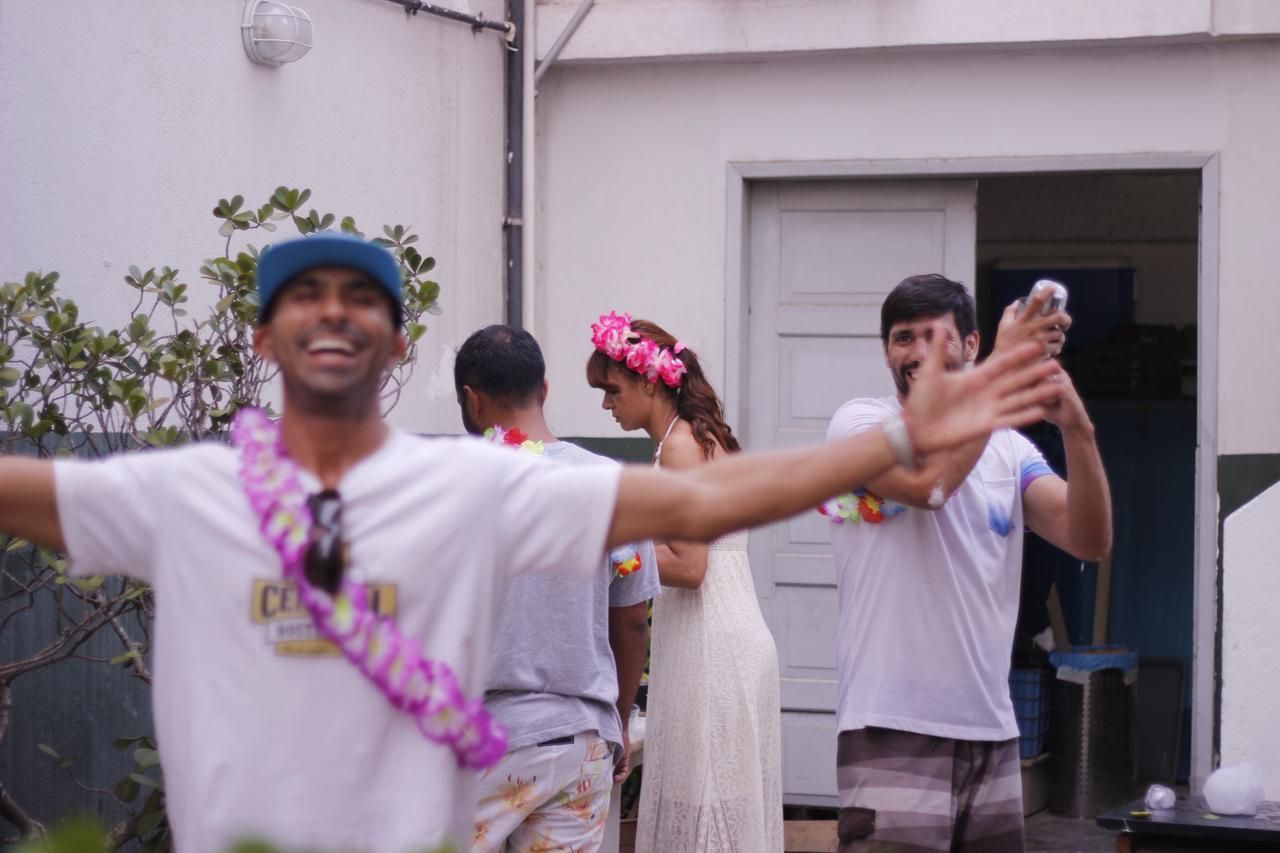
1018, 279, 1069, 316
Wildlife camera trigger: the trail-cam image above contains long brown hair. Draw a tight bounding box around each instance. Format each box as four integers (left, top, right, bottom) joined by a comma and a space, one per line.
586, 318, 740, 459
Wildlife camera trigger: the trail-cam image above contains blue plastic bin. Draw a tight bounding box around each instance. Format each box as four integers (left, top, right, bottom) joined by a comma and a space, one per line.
1010, 667, 1050, 759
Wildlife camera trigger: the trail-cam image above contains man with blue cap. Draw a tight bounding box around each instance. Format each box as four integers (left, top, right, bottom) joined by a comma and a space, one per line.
0, 232, 1066, 851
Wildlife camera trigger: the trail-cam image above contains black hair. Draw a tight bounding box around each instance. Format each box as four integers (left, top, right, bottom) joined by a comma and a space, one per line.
454, 324, 545, 407
880, 274, 977, 343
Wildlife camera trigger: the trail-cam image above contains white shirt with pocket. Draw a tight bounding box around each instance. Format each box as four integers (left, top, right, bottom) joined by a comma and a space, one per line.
827, 397, 1053, 742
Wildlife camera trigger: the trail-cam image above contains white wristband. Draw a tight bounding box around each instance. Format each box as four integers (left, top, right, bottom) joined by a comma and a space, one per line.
882, 412, 918, 471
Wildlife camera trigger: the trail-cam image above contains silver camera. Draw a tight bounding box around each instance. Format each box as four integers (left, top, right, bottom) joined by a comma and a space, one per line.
1018, 279, 1068, 316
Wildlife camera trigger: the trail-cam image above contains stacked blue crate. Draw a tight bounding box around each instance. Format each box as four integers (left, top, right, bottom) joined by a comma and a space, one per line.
1009, 667, 1050, 759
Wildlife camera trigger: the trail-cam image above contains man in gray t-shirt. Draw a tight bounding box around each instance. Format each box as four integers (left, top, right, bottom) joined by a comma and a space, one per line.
455, 325, 658, 852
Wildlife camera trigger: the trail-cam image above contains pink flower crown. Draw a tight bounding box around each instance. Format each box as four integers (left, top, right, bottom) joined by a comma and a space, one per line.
590, 311, 688, 389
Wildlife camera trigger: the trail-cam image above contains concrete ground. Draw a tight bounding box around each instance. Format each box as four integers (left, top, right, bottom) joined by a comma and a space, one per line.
1025, 810, 1118, 853
782, 812, 1120, 852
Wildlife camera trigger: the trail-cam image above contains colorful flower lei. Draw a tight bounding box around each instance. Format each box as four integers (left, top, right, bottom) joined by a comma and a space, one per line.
609, 545, 643, 579
484, 424, 644, 579
482, 425, 544, 456
818, 487, 907, 525
233, 408, 506, 770
590, 311, 688, 389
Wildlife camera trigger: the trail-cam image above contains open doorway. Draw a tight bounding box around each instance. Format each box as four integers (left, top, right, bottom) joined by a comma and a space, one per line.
738, 163, 1207, 819
975, 171, 1200, 789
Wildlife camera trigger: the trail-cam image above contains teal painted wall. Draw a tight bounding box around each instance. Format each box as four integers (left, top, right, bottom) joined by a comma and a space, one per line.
562, 436, 653, 464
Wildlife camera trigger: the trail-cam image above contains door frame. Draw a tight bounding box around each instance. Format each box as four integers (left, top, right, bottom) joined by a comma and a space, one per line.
724, 153, 1220, 792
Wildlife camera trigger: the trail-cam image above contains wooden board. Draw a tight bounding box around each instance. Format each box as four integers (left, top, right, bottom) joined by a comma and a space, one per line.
1093, 554, 1113, 645
784, 820, 837, 852
1047, 582, 1072, 651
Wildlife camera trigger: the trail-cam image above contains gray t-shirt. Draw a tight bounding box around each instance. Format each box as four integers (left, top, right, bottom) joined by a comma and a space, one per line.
483, 440, 660, 752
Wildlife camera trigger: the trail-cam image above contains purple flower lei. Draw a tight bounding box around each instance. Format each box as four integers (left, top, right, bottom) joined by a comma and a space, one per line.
233, 408, 506, 770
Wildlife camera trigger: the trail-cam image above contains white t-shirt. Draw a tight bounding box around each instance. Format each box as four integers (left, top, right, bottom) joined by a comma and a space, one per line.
54, 430, 620, 853
827, 397, 1053, 742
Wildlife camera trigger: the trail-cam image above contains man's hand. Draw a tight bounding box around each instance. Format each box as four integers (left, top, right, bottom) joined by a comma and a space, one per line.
904, 330, 1060, 456
613, 727, 632, 784
1040, 370, 1090, 433
994, 289, 1071, 359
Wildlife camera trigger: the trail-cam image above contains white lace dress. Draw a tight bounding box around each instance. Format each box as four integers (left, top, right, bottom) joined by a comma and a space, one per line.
636, 530, 784, 852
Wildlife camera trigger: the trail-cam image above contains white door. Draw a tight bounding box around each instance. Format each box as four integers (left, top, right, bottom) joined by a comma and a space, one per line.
744, 179, 976, 806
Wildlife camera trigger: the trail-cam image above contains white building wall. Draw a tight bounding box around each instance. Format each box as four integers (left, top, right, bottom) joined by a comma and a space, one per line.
0, 0, 508, 434
535, 41, 1280, 457
535, 39, 1280, 786
1221, 484, 1280, 797
536, 0, 1280, 64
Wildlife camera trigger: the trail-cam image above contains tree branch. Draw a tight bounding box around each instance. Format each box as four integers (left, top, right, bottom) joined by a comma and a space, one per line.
0, 780, 45, 838
105, 610, 152, 684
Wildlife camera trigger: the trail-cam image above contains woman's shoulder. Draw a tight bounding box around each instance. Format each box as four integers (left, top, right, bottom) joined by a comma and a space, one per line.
661, 423, 718, 469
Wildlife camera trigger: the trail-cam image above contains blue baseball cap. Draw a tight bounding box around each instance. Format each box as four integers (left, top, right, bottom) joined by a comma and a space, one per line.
256, 232, 403, 325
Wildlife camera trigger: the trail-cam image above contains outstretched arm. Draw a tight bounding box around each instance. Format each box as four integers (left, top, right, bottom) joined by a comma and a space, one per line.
610, 427, 898, 546
607, 335, 1062, 548
0, 457, 65, 551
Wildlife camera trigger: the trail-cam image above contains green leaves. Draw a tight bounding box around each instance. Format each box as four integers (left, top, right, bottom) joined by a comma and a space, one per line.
129, 771, 163, 790
143, 426, 181, 447
38, 743, 73, 769
214, 195, 246, 218
382, 223, 418, 245
401, 246, 434, 276
115, 775, 141, 803
68, 575, 106, 592
292, 208, 335, 235
271, 186, 310, 212
112, 735, 153, 751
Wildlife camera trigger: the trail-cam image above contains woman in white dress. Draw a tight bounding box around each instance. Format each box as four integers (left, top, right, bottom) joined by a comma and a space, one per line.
587, 314, 783, 852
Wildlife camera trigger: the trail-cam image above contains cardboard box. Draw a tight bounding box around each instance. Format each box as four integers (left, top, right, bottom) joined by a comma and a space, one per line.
1023, 752, 1052, 816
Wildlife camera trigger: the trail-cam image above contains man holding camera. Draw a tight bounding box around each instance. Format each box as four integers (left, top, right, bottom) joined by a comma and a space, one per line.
827, 274, 1113, 852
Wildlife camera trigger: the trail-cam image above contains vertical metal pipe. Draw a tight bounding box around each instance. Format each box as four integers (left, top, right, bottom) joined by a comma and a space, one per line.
503, 0, 524, 328
520, 0, 536, 332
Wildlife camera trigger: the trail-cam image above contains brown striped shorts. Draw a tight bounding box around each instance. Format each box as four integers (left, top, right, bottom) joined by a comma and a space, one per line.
836, 727, 1025, 853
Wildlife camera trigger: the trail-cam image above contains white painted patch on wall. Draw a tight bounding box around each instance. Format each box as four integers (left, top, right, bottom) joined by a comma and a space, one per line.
1221, 480, 1280, 797
418, 344, 459, 407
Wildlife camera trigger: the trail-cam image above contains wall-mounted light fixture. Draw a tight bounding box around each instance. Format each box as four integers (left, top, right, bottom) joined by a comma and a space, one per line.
242, 0, 313, 66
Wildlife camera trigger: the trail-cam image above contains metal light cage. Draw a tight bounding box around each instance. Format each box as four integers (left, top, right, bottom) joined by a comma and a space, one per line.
242, 0, 313, 66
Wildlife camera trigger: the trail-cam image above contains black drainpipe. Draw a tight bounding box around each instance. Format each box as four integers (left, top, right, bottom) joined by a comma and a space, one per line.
503, 0, 524, 328
388, 0, 523, 328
